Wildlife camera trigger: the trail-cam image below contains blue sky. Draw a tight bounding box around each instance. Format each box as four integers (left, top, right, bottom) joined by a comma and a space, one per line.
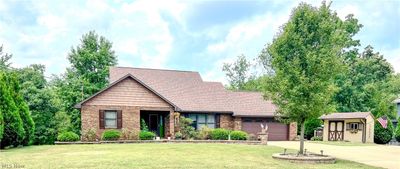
0, 0, 399, 83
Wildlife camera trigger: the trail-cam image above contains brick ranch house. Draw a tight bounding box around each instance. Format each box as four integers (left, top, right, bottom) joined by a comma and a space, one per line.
75, 67, 297, 141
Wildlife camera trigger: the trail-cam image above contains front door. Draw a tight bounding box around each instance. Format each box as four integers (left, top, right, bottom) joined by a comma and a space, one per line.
328, 121, 344, 141
149, 114, 159, 133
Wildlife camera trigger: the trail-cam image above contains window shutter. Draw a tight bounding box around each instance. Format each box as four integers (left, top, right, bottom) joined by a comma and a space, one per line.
117, 110, 122, 129
358, 123, 363, 130
99, 110, 105, 129
346, 123, 351, 130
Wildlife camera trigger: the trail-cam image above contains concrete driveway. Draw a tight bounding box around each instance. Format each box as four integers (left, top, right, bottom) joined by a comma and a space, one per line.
269, 141, 400, 169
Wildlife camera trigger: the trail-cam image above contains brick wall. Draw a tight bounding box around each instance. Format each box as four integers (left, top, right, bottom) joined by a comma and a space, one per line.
289, 122, 297, 141
220, 114, 234, 130
234, 117, 242, 130
81, 105, 174, 139
81, 105, 140, 139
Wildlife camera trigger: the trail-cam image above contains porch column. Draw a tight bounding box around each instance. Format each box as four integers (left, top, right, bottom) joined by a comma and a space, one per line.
169, 110, 175, 138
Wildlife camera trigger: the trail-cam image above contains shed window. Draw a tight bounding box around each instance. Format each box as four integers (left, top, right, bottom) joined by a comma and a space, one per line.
105, 111, 117, 128
349, 123, 359, 130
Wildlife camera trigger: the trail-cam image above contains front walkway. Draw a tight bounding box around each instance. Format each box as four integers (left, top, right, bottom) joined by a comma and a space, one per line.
269, 141, 400, 169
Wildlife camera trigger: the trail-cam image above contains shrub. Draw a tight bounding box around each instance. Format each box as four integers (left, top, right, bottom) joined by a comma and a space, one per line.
139, 131, 155, 140
230, 131, 248, 140
210, 128, 230, 140
82, 128, 97, 141
129, 130, 139, 140
310, 136, 322, 141
198, 126, 212, 140
374, 119, 394, 144
140, 119, 149, 132
57, 131, 79, 142
175, 132, 182, 140
395, 121, 400, 142
178, 117, 196, 140
231, 131, 248, 140
101, 130, 121, 141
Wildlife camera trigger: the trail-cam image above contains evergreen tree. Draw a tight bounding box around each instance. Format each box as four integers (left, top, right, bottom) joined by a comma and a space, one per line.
8, 72, 35, 145
0, 71, 25, 148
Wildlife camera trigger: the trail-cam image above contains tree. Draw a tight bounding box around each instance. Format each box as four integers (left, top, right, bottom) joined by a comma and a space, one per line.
67, 30, 117, 94
334, 46, 397, 118
0, 45, 12, 70
15, 65, 60, 145
0, 71, 25, 148
56, 31, 117, 134
222, 54, 253, 90
8, 72, 35, 145
264, 2, 361, 154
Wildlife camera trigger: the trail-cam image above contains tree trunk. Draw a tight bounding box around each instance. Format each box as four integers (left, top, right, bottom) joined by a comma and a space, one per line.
299, 122, 305, 155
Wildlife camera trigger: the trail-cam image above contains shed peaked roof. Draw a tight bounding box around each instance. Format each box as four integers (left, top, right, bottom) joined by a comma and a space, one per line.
77, 67, 277, 117
319, 112, 373, 120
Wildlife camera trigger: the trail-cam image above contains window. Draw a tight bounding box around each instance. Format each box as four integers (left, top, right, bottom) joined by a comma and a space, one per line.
185, 114, 215, 130
349, 123, 359, 130
105, 111, 117, 128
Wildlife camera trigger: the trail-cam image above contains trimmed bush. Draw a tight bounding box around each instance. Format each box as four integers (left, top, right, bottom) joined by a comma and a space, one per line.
310, 136, 322, 141
230, 131, 248, 140
102, 130, 121, 141
57, 131, 79, 142
304, 118, 322, 140
139, 131, 155, 140
198, 126, 212, 140
82, 128, 97, 141
374, 119, 394, 144
210, 128, 230, 140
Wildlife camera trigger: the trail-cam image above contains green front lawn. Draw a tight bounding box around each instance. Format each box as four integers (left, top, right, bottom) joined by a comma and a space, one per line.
0, 143, 377, 169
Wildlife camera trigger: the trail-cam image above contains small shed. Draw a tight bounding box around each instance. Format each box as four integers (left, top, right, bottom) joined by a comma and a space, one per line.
319, 112, 374, 143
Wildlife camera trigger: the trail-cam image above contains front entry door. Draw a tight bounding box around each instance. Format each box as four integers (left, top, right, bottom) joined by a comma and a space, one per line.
149, 114, 159, 133
328, 121, 344, 141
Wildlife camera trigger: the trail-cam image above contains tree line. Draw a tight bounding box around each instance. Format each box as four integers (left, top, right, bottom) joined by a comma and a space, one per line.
0, 31, 117, 148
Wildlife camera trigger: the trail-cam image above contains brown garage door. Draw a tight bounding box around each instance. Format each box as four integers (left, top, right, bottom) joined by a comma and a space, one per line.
242, 118, 288, 141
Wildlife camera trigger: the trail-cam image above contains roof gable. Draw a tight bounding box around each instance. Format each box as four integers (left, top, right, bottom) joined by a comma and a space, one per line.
75, 74, 178, 109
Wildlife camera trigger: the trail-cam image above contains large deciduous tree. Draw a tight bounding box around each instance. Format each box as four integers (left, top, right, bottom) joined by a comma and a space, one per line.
222, 54, 253, 90
335, 45, 397, 118
16, 64, 60, 144
56, 31, 117, 134
264, 2, 361, 154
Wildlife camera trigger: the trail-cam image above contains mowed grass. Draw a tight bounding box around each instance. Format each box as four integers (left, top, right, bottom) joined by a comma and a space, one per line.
0, 143, 378, 169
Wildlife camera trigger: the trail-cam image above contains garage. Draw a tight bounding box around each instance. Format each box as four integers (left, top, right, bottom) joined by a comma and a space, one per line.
242, 118, 289, 141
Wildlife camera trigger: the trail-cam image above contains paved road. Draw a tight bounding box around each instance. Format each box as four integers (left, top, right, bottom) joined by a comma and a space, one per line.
269, 141, 400, 169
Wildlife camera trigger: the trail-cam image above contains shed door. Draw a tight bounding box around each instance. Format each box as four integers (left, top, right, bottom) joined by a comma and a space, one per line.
241, 118, 288, 141
328, 121, 344, 141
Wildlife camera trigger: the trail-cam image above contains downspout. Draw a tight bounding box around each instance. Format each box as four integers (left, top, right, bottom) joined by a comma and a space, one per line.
361, 119, 366, 143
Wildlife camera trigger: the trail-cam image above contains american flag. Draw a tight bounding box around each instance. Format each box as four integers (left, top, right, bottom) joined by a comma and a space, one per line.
377, 116, 388, 129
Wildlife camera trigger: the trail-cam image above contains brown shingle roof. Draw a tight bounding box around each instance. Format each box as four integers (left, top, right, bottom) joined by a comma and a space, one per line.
108, 67, 276, 116
319, 112, 373, 120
